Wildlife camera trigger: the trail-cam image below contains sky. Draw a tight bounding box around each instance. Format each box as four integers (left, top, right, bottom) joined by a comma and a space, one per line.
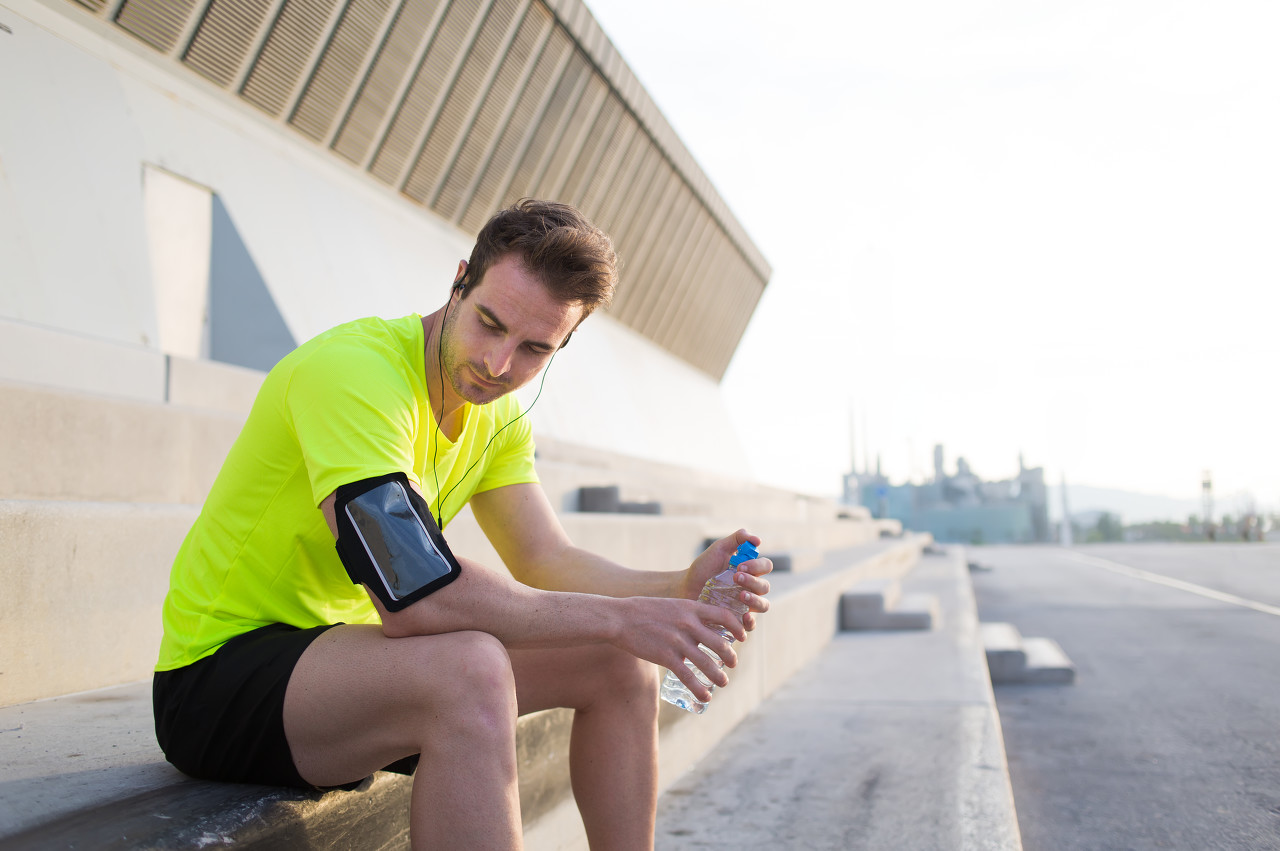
584, 0, 1280, 517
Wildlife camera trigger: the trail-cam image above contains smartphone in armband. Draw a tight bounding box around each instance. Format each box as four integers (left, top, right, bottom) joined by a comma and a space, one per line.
333, 472, 462, 611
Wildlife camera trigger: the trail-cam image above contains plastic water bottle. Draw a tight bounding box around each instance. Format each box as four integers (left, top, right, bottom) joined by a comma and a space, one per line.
660, 541, 758, 714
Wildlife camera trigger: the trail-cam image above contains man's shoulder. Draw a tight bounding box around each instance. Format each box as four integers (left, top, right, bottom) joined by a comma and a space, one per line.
301, 314, 423, 357
282, 315, 423, 380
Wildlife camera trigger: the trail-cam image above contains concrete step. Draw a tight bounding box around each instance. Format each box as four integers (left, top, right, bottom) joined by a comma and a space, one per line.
0, 381, 878, 555
0, 498, 764, 706
840, 579, 940, 631
0, 535, 932, 849
981, 622, 1076, 685
0, 380, 245, 504
534, 434, 867, 528
0, 499, 198, 706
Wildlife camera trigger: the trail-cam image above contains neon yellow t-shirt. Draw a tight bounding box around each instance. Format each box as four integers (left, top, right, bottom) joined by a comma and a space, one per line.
156, 315, 538, 671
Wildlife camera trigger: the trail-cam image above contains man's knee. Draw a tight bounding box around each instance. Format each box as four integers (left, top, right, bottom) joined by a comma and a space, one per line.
594, 645, 660, 707
419, 631, 516, 710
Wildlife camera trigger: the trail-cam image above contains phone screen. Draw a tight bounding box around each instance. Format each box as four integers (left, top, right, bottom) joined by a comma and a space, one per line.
344, 480, 453, 601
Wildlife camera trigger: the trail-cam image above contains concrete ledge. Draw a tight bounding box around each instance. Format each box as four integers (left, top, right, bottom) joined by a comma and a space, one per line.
0, 685, 574, 845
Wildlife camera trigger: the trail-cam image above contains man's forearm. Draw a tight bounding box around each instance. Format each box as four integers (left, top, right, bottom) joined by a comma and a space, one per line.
377, 555, 630, 648
513, 545, 688, 599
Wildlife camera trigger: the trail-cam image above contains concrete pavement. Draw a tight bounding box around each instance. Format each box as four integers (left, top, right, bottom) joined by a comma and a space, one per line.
971, 543, 1280, 851
655, 548, 1021, 850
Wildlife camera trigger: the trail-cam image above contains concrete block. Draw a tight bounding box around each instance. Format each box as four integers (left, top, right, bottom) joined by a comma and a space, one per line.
767, 552, 793, 572
842, 583, 939, 631
577, 485, 620, 513
1021, 637, 1077, 685
839, 579, 901, 630
876, 592, 940, 630
981, 621, 1028, 684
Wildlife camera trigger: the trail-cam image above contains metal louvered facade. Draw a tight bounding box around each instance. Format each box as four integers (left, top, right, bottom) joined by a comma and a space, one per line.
72, 0, 770, 379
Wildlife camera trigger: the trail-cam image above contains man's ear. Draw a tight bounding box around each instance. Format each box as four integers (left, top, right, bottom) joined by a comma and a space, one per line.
452, 260, 469, 298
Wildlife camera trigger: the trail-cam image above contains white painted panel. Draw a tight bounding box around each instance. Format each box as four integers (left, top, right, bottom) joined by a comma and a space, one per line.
144, 166, 212, 358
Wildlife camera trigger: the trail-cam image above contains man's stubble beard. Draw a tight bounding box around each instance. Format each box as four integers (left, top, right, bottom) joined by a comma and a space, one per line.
439, 305, 511, 406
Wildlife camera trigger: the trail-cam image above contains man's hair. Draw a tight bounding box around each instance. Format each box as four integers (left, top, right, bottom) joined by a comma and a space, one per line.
464, 199, 617, 317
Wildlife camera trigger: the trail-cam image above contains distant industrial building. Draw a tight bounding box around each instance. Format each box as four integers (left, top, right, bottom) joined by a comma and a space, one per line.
845, 445, 1050, 544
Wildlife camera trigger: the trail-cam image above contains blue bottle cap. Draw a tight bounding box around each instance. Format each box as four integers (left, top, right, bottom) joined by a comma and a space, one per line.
729, 541, 759, 567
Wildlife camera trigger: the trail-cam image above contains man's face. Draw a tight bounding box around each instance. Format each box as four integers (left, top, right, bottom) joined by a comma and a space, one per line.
439, 254, 584, 406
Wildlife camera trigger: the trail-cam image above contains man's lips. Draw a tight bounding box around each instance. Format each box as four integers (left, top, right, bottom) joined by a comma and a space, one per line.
468, 365, 505, 389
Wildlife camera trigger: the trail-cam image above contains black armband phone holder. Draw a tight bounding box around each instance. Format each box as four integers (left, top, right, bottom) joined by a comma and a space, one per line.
333, 472, 462, 611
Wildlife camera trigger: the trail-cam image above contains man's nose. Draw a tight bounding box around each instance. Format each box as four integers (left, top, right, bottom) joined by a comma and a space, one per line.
484, 342, 516, 378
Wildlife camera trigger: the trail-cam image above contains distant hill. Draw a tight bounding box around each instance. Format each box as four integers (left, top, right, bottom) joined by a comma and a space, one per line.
1049, 484, 1202, 525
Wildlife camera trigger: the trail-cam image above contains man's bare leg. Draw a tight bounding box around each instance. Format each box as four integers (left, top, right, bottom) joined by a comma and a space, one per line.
509, 644, 661, 850
283, 625, 522, 851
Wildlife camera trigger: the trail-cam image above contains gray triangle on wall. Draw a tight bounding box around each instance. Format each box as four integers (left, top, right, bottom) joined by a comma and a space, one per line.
208, 194, 297, 372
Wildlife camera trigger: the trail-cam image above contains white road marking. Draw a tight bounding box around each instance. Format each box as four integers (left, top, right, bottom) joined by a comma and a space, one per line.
1063, 551, 1280, 618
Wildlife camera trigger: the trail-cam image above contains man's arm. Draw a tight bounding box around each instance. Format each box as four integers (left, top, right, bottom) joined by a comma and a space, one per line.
468, 483, 772, 627
320, 490, 741, 701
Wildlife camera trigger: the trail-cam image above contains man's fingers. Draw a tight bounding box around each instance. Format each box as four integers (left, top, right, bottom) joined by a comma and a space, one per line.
737, 590, 770, 615
686, 642, 732, 688
696, 603, 746, 642
667, 657, 713, 702
736, 556, 773, 579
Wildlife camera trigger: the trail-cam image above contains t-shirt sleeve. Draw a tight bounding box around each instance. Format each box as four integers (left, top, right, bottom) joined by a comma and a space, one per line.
472, 398, 539, 495
286, 338, 421, 506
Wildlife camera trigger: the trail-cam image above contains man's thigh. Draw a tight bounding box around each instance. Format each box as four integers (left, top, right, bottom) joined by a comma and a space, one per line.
284, 624, 517, 787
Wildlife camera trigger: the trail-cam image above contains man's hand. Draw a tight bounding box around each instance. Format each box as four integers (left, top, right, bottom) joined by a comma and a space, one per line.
611, 595, 746, 702
680, 529, 773, 632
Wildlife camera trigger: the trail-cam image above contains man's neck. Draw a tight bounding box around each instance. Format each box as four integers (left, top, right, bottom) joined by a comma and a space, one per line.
421, 310, 466, 441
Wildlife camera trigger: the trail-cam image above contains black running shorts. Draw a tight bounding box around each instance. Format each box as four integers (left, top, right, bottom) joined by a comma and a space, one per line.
153, 622, 418, 789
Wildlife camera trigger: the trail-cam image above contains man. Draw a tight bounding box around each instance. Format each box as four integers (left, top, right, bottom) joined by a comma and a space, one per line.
153, 199, 772, 849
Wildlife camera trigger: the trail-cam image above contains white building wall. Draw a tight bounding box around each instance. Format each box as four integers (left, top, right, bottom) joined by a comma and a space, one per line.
0, 0, 749, 477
